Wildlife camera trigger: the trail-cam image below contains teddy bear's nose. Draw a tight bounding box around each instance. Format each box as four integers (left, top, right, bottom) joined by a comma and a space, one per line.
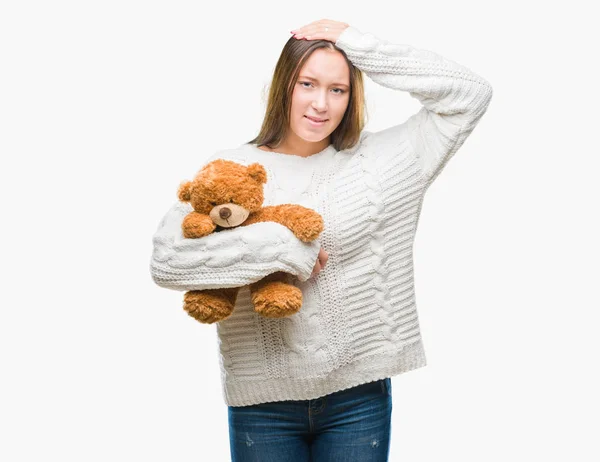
219, 207, 232, 219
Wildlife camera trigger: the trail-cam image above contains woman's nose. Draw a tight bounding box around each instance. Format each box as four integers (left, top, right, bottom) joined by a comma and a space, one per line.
312, 96, 328, 111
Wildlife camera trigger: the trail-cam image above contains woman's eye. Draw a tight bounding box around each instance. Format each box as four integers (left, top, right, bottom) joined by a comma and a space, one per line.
299, 81, 345, 94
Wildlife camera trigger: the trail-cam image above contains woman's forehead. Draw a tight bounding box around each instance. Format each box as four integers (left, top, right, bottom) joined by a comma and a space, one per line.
300, 50, 350, 83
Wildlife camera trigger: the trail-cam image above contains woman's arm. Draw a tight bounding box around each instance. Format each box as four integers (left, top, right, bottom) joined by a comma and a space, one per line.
334, 26, 493, 182
149, 201, 321, 291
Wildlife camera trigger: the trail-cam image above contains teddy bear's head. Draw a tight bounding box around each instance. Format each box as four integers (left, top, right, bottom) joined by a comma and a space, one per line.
177, 159, 267, 228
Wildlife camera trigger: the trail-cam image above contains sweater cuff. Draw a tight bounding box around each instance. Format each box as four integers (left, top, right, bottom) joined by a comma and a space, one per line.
335, 25, 377, 52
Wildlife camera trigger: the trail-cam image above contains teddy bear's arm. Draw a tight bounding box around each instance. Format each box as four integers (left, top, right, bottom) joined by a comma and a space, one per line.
242, 205, 324, 243
182, 211, 216, 239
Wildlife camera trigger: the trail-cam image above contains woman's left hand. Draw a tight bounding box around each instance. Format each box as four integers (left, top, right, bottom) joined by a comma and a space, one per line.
291, 19, 350, 43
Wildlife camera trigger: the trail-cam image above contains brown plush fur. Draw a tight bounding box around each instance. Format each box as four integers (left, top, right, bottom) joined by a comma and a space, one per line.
178, 159, 324, 324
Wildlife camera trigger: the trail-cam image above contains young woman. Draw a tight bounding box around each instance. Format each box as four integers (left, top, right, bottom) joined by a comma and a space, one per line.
151, 18, 493, 462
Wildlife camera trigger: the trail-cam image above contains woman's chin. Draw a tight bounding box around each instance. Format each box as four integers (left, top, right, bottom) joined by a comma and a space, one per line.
297, 131, 329, 143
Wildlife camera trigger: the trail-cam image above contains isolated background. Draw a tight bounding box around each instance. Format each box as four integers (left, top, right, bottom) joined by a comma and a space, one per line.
2, 1, 598, 461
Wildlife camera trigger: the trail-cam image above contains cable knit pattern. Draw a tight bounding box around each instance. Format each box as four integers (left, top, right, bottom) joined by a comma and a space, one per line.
151, 202, 321, 290
149, 25, 493, 406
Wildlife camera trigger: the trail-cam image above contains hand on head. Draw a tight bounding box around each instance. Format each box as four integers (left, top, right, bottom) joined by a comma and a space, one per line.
291, 19, 350, 43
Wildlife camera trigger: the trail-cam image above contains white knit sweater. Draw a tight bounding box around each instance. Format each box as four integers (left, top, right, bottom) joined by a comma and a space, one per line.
150, 25, 493, 407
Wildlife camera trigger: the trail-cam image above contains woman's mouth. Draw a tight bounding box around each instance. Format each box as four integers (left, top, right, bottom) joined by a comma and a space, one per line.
304, 115, 328, 126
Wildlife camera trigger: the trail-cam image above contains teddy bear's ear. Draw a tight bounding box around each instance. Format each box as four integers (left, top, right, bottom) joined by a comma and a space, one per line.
247, 163, 267, 184
177, 181, 193, 202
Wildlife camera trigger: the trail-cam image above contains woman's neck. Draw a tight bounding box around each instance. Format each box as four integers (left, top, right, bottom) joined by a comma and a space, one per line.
260, 136, 331, 158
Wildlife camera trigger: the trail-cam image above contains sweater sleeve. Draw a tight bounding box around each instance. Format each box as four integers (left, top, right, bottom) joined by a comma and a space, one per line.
149, 201, 321, 292
334, 26, 493, 182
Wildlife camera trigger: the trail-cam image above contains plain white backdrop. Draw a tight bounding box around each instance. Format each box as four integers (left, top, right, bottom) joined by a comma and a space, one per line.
1, 1, 598, 461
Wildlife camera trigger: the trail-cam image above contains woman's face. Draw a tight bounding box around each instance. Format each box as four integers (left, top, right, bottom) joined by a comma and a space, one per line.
288, 48, 350, 144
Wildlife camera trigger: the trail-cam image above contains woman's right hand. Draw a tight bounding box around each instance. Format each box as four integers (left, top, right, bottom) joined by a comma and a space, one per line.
311, 247, 329, 279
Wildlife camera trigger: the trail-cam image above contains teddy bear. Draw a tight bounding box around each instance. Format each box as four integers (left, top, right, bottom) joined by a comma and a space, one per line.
177, 158, 324, 324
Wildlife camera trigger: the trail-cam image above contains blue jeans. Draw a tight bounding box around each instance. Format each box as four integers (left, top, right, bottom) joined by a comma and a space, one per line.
228, 378, 392, 461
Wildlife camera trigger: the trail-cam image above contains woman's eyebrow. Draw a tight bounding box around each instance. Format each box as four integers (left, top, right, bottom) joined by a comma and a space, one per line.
298, 75, 349, 88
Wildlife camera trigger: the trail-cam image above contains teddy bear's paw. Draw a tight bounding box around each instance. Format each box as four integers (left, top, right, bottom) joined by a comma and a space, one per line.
290, 215, 324, 242
182, 213, 216, 239
293, 225, 322, 242
251, 282, 303, 318
183, 291, 234, 324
